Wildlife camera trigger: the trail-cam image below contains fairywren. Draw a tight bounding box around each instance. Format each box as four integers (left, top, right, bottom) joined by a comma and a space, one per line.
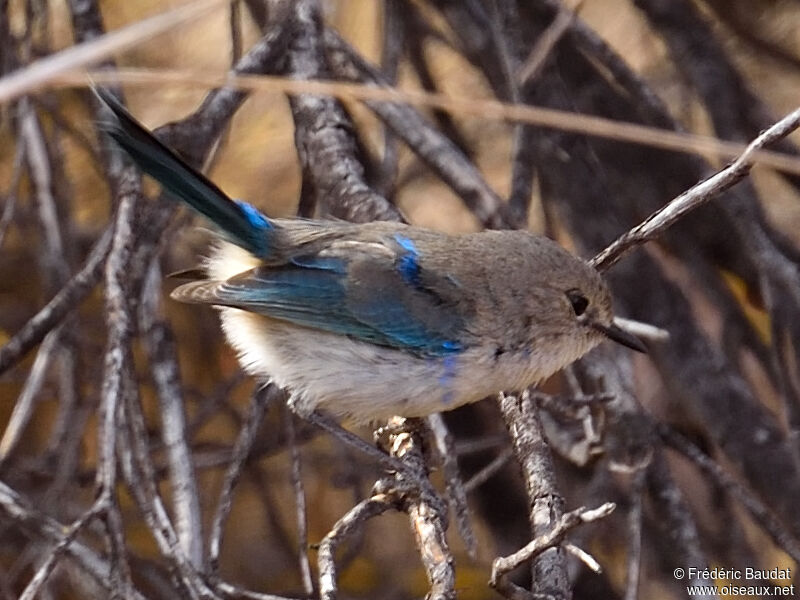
97, 89, 645, 422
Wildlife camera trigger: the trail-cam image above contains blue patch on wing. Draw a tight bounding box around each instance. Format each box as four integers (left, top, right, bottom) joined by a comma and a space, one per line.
213, 255, 462, 357
394, 234, 422, 287
441, 340, 462, 352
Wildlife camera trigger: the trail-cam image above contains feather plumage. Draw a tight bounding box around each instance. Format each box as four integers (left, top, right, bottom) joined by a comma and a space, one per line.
96, 87, 645, 420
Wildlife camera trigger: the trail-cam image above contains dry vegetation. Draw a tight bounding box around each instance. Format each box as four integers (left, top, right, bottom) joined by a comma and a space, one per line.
2, 0, 800, 599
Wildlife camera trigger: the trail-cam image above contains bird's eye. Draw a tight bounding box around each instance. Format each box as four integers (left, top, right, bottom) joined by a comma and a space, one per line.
566, 290, 589, 316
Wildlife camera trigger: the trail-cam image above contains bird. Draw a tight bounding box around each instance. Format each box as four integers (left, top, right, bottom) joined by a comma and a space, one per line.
96, 88, 645, 422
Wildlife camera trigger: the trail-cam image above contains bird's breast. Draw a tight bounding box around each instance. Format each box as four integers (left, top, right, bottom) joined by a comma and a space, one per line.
215, 304, 599, 420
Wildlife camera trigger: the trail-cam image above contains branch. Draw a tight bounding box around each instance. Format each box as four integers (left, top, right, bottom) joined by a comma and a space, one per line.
591, 106, 800, 271
382, 417, 455, 600
490, 503, 615, 596
0, 0, 231, 103
318, 496, 393, 600
498, 391, 570, 598
658, 424, 800, 563
0, 227, 112, 374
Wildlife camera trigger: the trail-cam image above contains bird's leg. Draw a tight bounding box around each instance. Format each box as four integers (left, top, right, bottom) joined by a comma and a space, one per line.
298, 408, 441, 502
299, 408, 407, 473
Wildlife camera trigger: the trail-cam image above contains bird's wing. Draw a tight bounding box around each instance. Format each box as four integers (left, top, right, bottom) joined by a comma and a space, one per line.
171, 236, 466, 357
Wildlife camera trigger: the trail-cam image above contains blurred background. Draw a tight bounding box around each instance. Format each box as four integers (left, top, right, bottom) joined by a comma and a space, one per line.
2, 0, 800, 598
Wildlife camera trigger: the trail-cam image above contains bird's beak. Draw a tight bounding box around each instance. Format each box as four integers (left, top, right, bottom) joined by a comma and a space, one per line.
591, 321, 648, 353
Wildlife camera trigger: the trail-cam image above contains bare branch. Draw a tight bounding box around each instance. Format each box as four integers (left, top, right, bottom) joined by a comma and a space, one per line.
286, 411, 314, 596
499, 391, 570, 598
318, 496, 393, 600
490, 503, 615, 592
208, 385, 280, 573
428, 413, 477, 558
591, 106, 800, 271
140, 261, 204, 569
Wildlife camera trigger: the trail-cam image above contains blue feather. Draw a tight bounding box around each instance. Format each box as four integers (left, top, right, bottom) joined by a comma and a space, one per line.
95, 88, 273, 257
212, 259, 463, 357
235, 200, 272, 232
394, 234, 422, 287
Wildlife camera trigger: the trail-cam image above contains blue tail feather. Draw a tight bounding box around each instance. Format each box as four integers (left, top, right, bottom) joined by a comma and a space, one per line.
94, 87, 272, 257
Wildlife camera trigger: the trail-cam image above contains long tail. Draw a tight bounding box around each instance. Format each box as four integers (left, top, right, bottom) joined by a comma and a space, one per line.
94, 87, 272, 257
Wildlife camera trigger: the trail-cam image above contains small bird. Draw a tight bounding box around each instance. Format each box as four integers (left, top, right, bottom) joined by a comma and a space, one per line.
97, 89, 645, 422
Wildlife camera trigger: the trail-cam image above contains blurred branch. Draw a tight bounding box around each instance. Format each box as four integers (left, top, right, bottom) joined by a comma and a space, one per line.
44, 69, 800, 177
0, 0, 232, 103
428, 413, 477, 558
17, 499, 106, 600
208, 385, 280, 574
285, 411, 314, 596
516, 0, 581, 86
285, 0, 399, 223
624, 469, 645, 600
0, 481, 147, 599
0, 226, 112, 375
323, 28, 508, 228
646, 455, 716, 594
0, 142, 25, 249
658, 425, 800, 563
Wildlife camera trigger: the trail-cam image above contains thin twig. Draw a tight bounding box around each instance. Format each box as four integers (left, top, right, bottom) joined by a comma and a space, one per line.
464, 447, 515, 493
318, 496, 393, 600
285, 411, 314, 596
428, 413, 477, 559
490, 503, 615, 590
0, 326, 63, 462
0, 226, 112, 375
302, 410, 424, 482
516, 0, 583, 85
564, 543, 602, 574
0, 482, 147, 599
208, 385, 279, 573
624, 469, 646, 600
18, 499, 106, 600
591, 106, 800, 271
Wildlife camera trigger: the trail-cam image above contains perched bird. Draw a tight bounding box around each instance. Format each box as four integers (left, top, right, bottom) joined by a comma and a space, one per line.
97, 89, 645, 422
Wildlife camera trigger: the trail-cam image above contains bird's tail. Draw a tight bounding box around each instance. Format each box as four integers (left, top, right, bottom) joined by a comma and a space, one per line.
94, 87, 273, 257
